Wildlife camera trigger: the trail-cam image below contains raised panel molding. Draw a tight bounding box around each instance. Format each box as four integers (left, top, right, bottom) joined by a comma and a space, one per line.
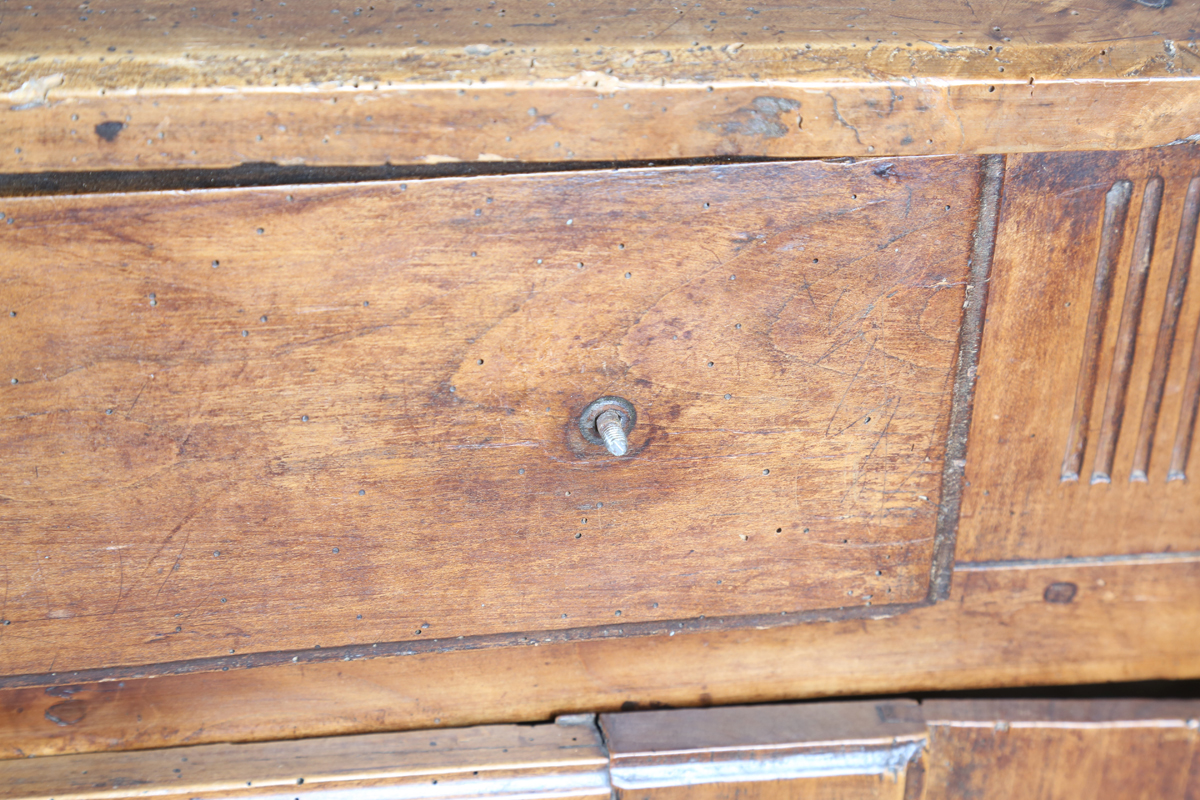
959, 146, 1200, 562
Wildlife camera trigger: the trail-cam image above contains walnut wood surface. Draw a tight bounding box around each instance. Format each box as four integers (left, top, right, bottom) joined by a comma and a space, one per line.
0, 719, 611, 800
1, 558, 1197, 759
922, 700, 1200, 800
958, 144, 1200, 562
0, 157, 976, 678
1, 0, 1199, 170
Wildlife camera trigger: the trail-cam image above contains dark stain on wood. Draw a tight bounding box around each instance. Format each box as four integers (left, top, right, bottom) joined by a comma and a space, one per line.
44, 699, 87, 726
94, 121, 125, 142
1043, 582, 1079, 604
703, 97, 801, 139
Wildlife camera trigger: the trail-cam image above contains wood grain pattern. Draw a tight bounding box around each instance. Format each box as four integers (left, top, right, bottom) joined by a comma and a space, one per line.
1, 558, 1197, 759
1, 0, 1199, 170
602, 702, 925, 800
0, 719, 611, 800
0, 157, 978, 679
922, 700, 1200, 800
958, 145, 1200, 562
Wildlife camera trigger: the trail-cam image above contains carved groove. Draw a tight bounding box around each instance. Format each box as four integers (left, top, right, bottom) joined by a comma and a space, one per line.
1091, 178, 1163, 484
929, 154, 1004, 601
1168, 178, 1200, 480
1062, 180, 1132, 482
1171, 320, 1200, 481
1132, 176, 1200, 481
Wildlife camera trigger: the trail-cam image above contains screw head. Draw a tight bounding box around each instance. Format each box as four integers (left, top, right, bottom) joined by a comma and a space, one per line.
578, 396, 636, 455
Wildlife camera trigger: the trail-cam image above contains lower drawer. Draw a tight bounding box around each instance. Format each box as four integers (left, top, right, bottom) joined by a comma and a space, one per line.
0, 156, 981, 678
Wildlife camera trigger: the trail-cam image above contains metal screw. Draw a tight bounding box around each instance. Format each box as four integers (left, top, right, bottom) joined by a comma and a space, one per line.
596, 410, 627, 456
578, 395, 637, 457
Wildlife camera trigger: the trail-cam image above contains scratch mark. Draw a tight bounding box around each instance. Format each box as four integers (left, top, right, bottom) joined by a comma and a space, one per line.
445, 441, 542, 450
653, 7, 688, 38
274, 324, 392, 355
126, 377, 149, 417
826, 336, 878, 436
801, 274, 818, 310
6, 457, 201, 505
827, 93, 864, 145
110, 550, 125, 619
0, 566, 8, 637
180, 593, 208, 623
815, 328, 869, 367
843, 394, 901, 506
153, 520, 197, 602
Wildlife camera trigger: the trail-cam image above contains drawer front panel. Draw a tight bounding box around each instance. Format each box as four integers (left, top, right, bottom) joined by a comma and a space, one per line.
0, 158, 980, 676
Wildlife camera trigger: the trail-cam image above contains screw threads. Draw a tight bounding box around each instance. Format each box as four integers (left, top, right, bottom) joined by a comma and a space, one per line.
596, 410, 628, 456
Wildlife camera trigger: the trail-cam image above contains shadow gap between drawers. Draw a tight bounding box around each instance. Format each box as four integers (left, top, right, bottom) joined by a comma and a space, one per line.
0, 156, 832, 197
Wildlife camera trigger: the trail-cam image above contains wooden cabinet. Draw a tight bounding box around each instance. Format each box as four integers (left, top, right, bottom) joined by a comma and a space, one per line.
0, 0, 1198, 774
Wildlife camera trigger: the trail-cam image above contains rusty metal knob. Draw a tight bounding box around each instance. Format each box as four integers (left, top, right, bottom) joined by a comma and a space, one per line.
579, 396, 637, 457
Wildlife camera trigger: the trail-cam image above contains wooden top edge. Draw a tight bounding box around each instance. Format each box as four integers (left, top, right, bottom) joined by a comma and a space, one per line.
1, 0, 1198, 89
8, 74, 1200, 96
3, 0, 1196, 166
2, 45, 1195, 90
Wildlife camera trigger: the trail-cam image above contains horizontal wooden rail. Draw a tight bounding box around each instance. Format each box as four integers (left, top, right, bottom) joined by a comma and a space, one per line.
0, 558, 1198, 760
3, 698, 1198, 800
3, 0, 1200, 169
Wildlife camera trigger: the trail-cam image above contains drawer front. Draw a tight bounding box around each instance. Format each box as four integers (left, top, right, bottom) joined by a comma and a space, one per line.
0, 158, 980, 677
